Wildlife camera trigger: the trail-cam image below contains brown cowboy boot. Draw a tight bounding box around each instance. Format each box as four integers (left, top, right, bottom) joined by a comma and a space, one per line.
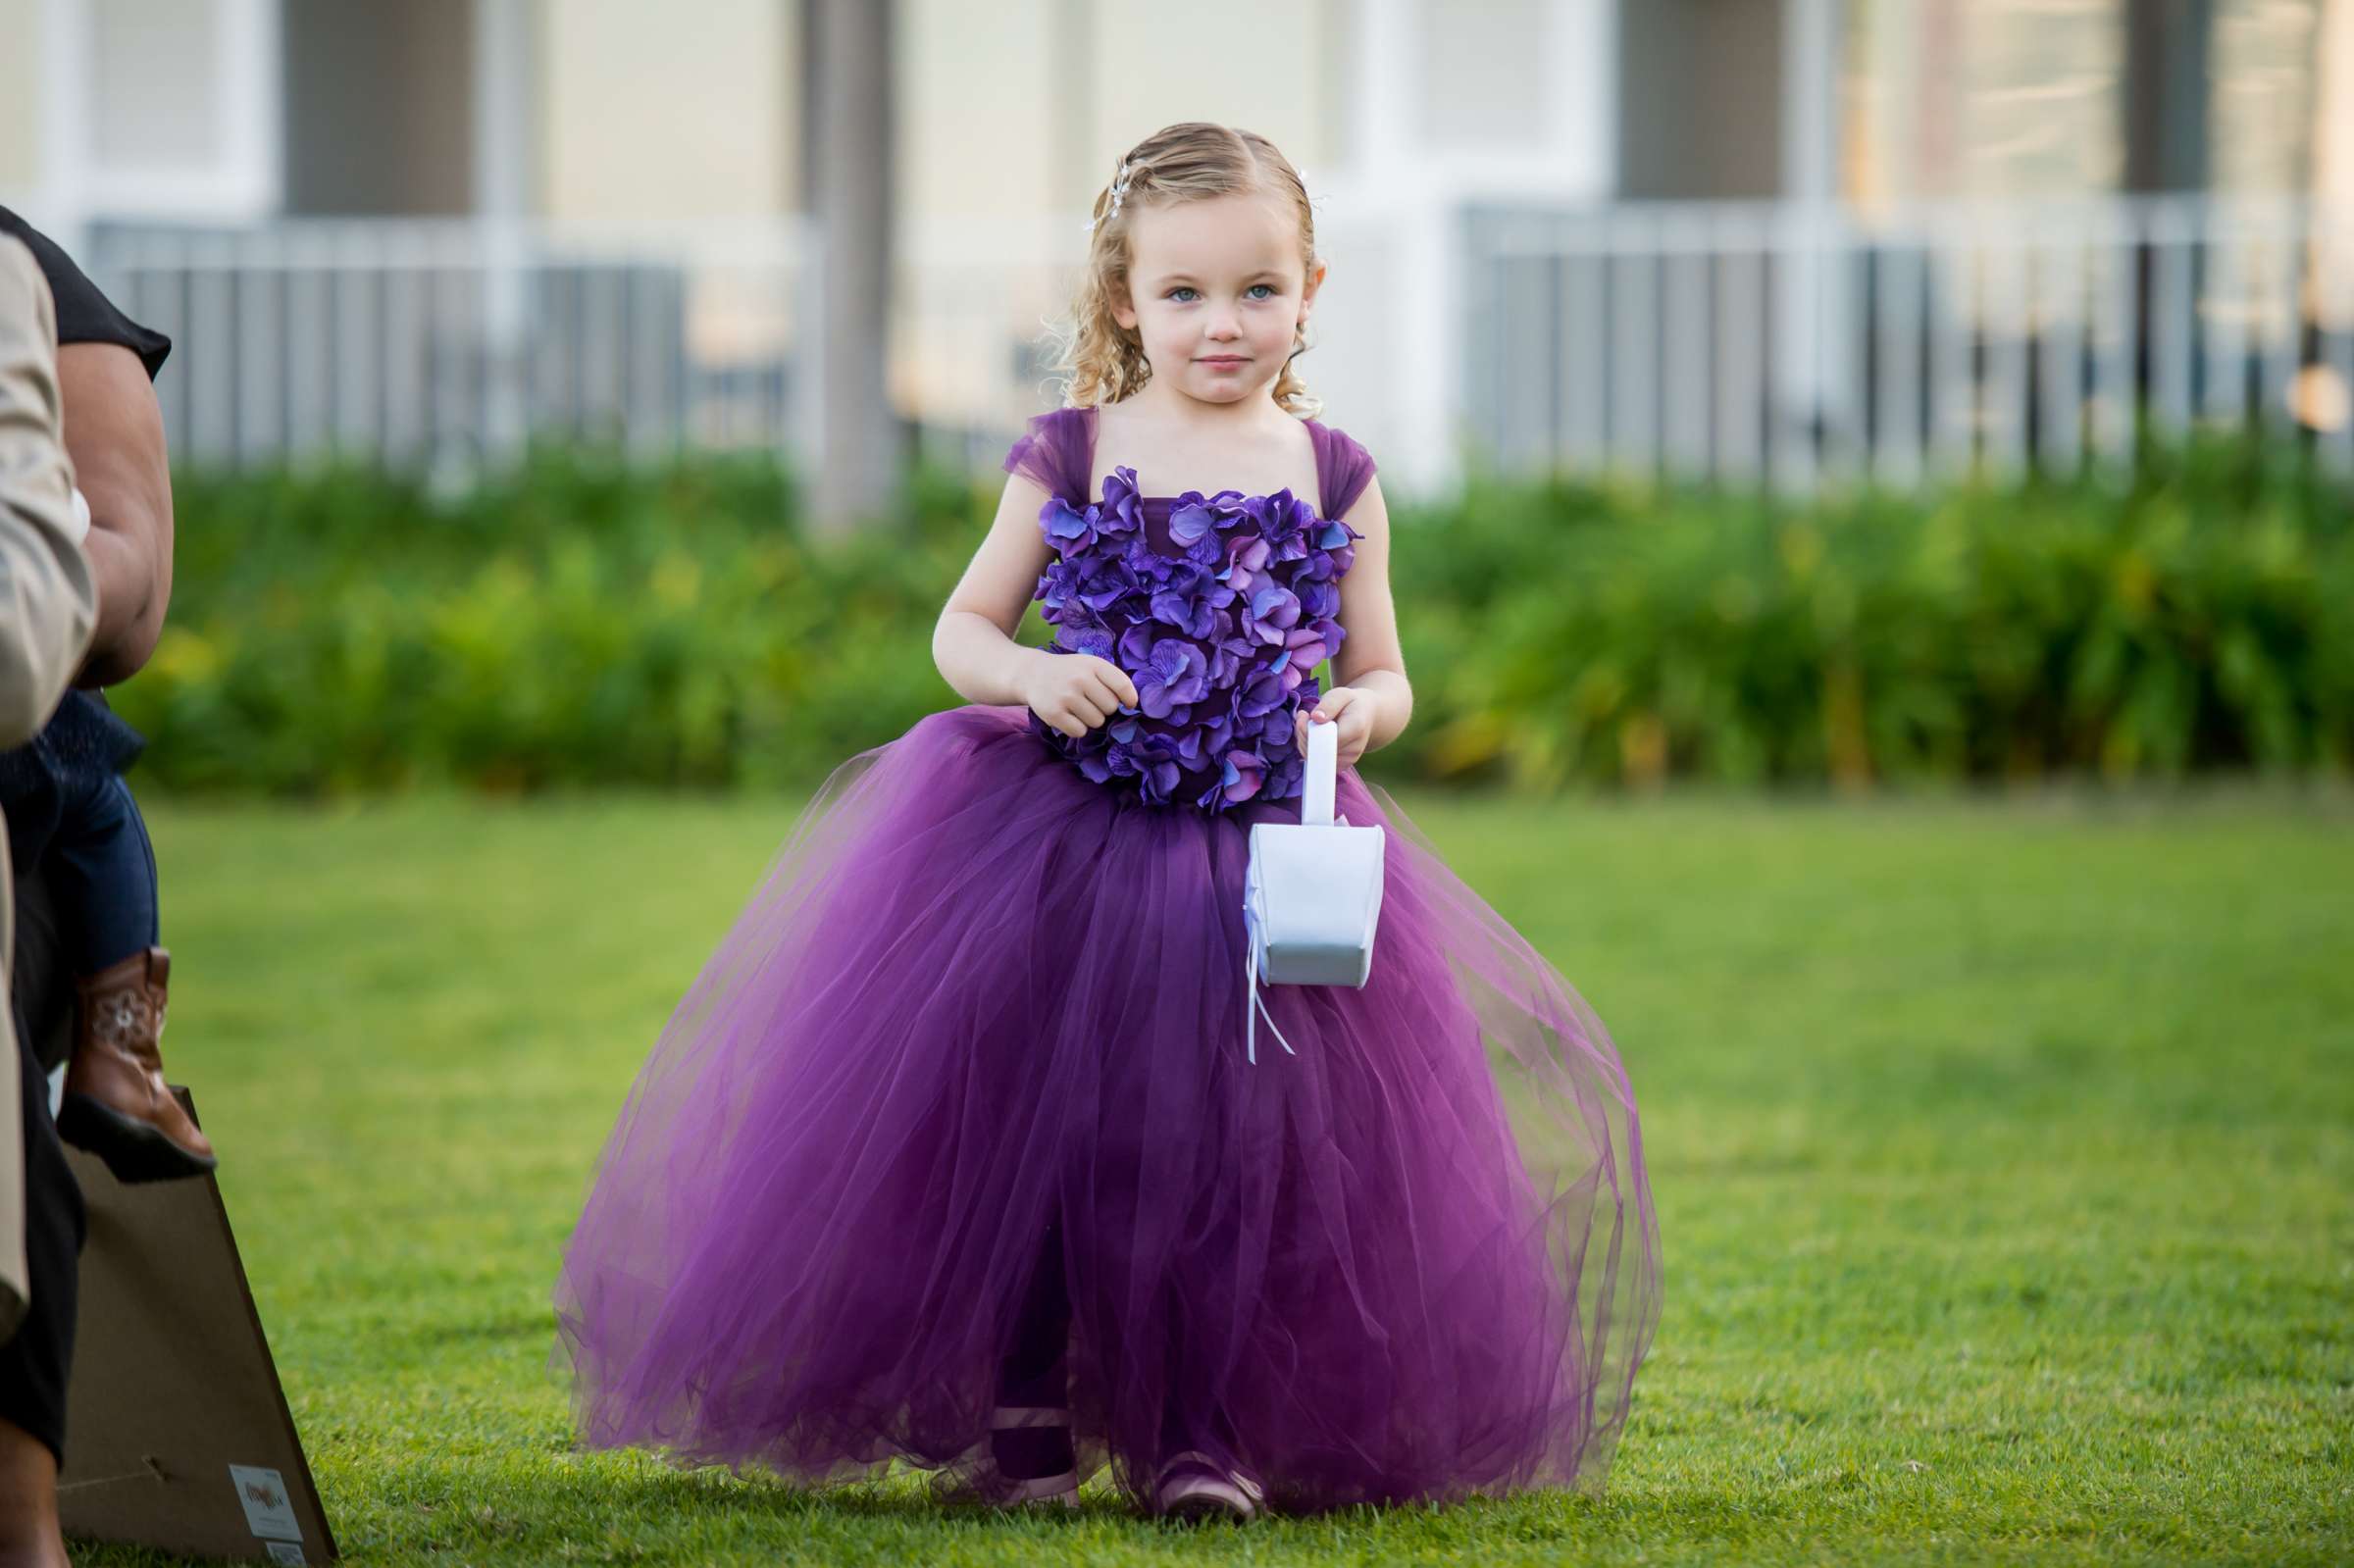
56, 946, 217, 1183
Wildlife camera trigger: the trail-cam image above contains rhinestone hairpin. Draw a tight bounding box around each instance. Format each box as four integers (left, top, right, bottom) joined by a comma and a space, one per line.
1081, 160, 1135, 233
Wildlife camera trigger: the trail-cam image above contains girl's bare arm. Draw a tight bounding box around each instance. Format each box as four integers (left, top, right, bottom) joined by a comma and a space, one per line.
932, 473, 1141, 736
1300, 476, 1413, 758
932, 473, 1058, 705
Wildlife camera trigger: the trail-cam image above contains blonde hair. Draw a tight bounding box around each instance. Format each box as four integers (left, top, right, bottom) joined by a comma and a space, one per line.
1050, 122, 1322, 418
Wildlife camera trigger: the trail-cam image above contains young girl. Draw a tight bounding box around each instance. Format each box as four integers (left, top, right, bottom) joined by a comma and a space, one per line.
554, 122, 1660, 1519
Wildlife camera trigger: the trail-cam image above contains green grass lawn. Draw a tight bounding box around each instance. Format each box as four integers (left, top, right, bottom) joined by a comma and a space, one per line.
74, 784, 2354, 1566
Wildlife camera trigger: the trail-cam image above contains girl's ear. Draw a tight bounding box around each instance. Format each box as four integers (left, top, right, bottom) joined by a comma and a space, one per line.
1300, 258, 1329, 327
1110, 284, 1139, 331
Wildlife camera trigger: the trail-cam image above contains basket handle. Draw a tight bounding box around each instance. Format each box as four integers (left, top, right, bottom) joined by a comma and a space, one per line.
1302, 716, 1338, 827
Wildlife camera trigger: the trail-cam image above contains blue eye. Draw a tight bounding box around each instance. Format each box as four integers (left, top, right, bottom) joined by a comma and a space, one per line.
1247, 283, 1277, 300
1168, 286, 1200, 302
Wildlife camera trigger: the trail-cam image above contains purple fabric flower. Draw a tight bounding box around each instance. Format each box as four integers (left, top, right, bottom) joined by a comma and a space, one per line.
1149, 589, 1215, 640
1136, 637, 1210, 720
1235, 662, 1289, 719
1130, 731, 1185, 801
1035, 561, 1080, 623
1042, 497, 1100, 553
1169, 501, 1220, 550
1148, 559, 1228, 639
1244, 582, 1302, 645
1213, 748, 1267, 806
1059, 624, 1116, 662
1174, 710, 1234, 771
1097, 469, 1147, 539
1283, 624, 1333, 678
1030, 467, 1359, 815
1077, 555, 1139, 616
1222, 533, 1272, 592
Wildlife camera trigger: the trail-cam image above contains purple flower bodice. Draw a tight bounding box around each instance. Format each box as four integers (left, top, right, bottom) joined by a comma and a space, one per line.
1029, 469, 1362, 812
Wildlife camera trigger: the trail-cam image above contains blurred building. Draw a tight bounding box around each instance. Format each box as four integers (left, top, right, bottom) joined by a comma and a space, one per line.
0, 0, 2346, 491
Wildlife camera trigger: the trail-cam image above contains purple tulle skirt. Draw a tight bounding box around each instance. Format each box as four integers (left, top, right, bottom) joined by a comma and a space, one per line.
552, 705, 1661, 1511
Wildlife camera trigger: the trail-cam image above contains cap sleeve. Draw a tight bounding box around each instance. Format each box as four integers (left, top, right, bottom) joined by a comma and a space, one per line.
1003, 406, 1097, 505
1309, 421, 1378, 520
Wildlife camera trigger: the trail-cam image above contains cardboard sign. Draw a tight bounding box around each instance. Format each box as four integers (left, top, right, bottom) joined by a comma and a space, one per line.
53, 1090, 335, 1563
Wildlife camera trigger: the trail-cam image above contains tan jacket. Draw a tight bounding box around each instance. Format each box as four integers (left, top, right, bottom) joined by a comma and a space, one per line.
0, 235, 100, 1340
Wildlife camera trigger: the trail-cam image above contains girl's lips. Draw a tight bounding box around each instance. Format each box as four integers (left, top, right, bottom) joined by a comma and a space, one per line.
1198, 356, 1251, 368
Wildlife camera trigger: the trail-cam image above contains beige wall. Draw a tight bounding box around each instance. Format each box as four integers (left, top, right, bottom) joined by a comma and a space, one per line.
1088, 0, 1333, 186
2213, 0, 2328, 193
0, 0, 43, 194
1420, 0, 1549, 149
897, 0, 1057, 222
540, 0, 796, 221
541, 0, 1345, 226
93, 0, 222, 171
898, 0, 1340, 226
1844, 0, 2124, 203
2310, 0, 2353, 205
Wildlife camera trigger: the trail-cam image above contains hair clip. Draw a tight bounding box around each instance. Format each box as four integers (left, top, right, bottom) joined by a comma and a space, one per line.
1083, 160, 1136, 233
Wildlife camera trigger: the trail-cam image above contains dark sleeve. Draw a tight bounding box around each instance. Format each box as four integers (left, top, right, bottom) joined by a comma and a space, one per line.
0, 208, 170, 381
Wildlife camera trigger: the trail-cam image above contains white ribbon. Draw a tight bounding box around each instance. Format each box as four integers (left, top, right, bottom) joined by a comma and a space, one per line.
1243, 935, 1295, 1067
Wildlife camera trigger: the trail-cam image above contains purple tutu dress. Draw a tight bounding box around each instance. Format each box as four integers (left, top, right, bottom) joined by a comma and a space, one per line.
553, 407, 1662, 1512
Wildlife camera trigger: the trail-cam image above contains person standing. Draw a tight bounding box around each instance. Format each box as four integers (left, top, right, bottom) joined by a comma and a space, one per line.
0, 231, 102, 1568
0, 208, 205, 1185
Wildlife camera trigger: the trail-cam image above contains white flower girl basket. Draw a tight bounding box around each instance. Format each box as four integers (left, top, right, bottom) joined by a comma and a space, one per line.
1241, 718, 1388, 1063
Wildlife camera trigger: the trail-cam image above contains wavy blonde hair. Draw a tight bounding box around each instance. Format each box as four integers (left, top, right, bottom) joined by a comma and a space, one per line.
1050, 122, 1322, 418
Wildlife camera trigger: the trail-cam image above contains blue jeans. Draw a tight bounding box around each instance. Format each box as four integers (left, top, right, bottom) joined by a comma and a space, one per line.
44, 771, 160, 974
0, 773, 155, 1466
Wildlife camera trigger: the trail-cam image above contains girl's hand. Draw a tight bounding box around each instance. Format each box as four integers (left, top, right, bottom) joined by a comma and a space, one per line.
1023, 651, 1140, 738
1295, 686, 1378, 769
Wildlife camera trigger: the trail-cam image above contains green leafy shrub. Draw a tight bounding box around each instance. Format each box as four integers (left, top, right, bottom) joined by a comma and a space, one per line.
112, 434, 2353, 794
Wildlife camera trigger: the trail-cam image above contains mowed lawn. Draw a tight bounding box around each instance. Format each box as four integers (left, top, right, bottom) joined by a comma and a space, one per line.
73, 784, 2354, 1567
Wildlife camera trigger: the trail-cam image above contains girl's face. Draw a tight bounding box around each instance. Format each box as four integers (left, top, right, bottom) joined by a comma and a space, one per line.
1113, 189, 1325, 409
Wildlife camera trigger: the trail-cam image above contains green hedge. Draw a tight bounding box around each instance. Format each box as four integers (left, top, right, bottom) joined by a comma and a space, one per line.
111, 436, 2354, 794
1387, 439, 2354, 788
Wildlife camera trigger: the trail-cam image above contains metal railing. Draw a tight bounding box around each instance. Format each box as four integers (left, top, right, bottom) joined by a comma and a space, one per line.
88, 213, 1094, 481
82, 197, 2354, 491
88, 218, 819, 475
1465, 196, 2354, 489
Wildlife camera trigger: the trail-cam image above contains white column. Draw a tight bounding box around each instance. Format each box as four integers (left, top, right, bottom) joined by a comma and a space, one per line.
1357, 0, 1456, 495
810, 0, 899, 534
1781, 0, 1839, 209
1775, 0, 1845, 490
1546, 0, 1616, 196
32, 0, 92, 250
215, 0, 281, 219
474, 0, 538, 464
473, 0, 537, 221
